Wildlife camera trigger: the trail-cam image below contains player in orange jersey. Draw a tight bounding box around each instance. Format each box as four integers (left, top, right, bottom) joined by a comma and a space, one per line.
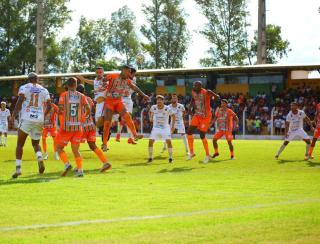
212, 99, 239, 160
55, 77, 90, 177
308, 102, 320, 159
42, 97, 59, 161
187, 81, 220, 163
101, 65, 149, 151
76, 84, 112, 172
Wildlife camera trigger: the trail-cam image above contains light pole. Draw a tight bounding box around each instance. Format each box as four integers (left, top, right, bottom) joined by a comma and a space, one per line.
257, 0, 266, 64
36, 0, 44, 74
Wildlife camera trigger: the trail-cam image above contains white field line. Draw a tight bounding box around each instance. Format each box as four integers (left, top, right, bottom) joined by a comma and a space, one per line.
0, 198, 319, 232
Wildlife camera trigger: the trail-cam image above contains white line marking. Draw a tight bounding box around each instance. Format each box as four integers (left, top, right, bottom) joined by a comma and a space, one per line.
0, 198, 319, 232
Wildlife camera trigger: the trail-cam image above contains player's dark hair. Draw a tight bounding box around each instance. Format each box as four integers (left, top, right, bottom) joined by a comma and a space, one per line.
67, 77, 77, 88
76, 84, 85, 94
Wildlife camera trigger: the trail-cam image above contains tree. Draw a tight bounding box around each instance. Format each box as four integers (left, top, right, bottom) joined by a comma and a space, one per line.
141, 0, 189, 68
250, 24, 291, 64
108, 6, 140, 65
0, 0, 71, 75
72, 16, 110, 71
195, 0, 249, 66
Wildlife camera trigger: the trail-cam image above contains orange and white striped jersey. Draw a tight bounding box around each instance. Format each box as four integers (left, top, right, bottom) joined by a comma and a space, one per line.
105, 73, 133, 99
192, 88, 212, 118
215, 108, 236, 132
83, 96, 95, 132
58, 90, 88, 132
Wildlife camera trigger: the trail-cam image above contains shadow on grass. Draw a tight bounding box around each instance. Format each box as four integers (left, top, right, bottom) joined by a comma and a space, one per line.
197, 159, 232, 164
0, 175, 60, 186
307, 161, 320, 167
277, 159, 305, 164
157, 167, 196, 174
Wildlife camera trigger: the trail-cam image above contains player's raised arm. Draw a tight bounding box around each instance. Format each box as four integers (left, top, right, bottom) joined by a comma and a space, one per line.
207, 89, 220, 100
76, 75, 94, 85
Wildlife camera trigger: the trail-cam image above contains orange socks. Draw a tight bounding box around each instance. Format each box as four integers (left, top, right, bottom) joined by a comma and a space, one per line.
123, 113, 137, 137
309, 146, 314, 156
94, 148, 108, 164
201, 138, 210, 156
214, 148, 219, 154
59, 151, 69, 164
103, 121, 111, 145
231, 151, 234, 157
42, 138, 47, 153
75, 157, 83, 170
187, 135, 194, 154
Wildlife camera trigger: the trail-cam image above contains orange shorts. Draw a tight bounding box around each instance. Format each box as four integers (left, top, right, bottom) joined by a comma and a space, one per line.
214, 131, 233, 141
55, 129, 83, 146
105, 98, 125, 113
190, 115, 211, 132
81, 129, 96, 143
42, 128, 57, 138
313, 128, 320, 139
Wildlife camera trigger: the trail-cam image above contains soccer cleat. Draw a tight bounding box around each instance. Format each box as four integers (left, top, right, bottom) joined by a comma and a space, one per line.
304, 155, 310, 161
187, 153, 196, 160
61, 164, 72, 177
310, 155, 314, 159
115, 133, 120, 142
38, 161, 45, 174
100, 163, 112, 172
275, 155, 279, 159
231, 155, 235, 160
43, 153, 48, 160
134, 134, 144, 141
101, 144, 109, 152
54, 152, 60, 161
73, 168, 78, 174
127, 138, 137, 144
12, 171, 22, 179
169, 158, 173, 163
148, 158, 153, 163
211, 153, 219, 158
76, 170, 84, 177
203, 156, 210, 164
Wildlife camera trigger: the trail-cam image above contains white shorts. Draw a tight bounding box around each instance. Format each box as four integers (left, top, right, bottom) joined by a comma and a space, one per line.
285, 129, 309, 141
173, 123, 185, 134
123, 97, 133, 114
0, 123, 8, 133
150, 127, 171, 141
95, 102, 104, 120
19, 120, 43, 140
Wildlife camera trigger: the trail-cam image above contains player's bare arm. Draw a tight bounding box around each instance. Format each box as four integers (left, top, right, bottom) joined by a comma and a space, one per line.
128, 83, 149, 100
304, 116, 314, 130
207, 90, 220, 100
44, 99, 52, 116
285, 121, 289, 138
10, 94, 25, 126
76, 75, 94, 85
171, 114, 176, 134
234, 115, 240, 129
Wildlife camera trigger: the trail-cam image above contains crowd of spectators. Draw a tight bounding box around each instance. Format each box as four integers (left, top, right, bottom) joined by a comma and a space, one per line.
1, 84, 319, 135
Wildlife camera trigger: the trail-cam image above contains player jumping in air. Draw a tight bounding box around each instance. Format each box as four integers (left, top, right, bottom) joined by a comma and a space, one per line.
55, 78, 90, 177
148, 95, 175, 163
212, 99, 239, 159
0, 101, 11, 147
11, 72, 51, 178
275, 102, 314, 160
101, 65, 149, 151
187, 81, 220, 163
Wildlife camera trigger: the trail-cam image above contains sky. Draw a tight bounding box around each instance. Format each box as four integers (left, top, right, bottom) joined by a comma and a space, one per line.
63, 0, 320, 68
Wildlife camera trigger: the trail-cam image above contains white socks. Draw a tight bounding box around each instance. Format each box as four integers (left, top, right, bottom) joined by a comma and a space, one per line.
148, 147, 153, 159
36, 151, 43, 161
168, 148, 173, 159
16, 159, 22, 172
276, 144, 286, 157
306, 144, 311, 156
3, 136, 7, 145
182, 135, 188, 153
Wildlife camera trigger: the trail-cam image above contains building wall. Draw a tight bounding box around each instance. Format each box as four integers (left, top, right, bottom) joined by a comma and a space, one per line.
216, 84, 249, 94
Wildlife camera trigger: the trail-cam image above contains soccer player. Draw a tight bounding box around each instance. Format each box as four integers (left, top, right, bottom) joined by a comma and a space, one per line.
101, 65, 149, 151
212, 99, 239, 159
187, 81, 220, 163
10, 72, 51, 178
0, 101, 11, 147
148, 95, 175, 163
76, 67, 106, 127
42, 97, 59, 160
115, 67, 137, 144
76, 84, 112, 172
55, 77, 90, 177
163, 94, 188, 155
307, 102, 320, 159
275, 102, 314, 160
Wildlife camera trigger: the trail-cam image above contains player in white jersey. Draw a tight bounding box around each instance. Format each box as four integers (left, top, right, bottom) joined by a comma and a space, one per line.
77, 67, 106, 127
275, 102, 314, 160
115, 67, 137, 144
148, 95, 176, 163
10, 72, 51, 178
161, 94, 188, 154
0, 101, 11, 147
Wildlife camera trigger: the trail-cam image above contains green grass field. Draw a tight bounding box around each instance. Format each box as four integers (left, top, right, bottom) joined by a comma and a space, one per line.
0, 135, 320, 243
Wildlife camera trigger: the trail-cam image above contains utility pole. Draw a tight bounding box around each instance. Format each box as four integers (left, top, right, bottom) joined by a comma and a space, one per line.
36, 0, 44, 74
257, 0, 266, 64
